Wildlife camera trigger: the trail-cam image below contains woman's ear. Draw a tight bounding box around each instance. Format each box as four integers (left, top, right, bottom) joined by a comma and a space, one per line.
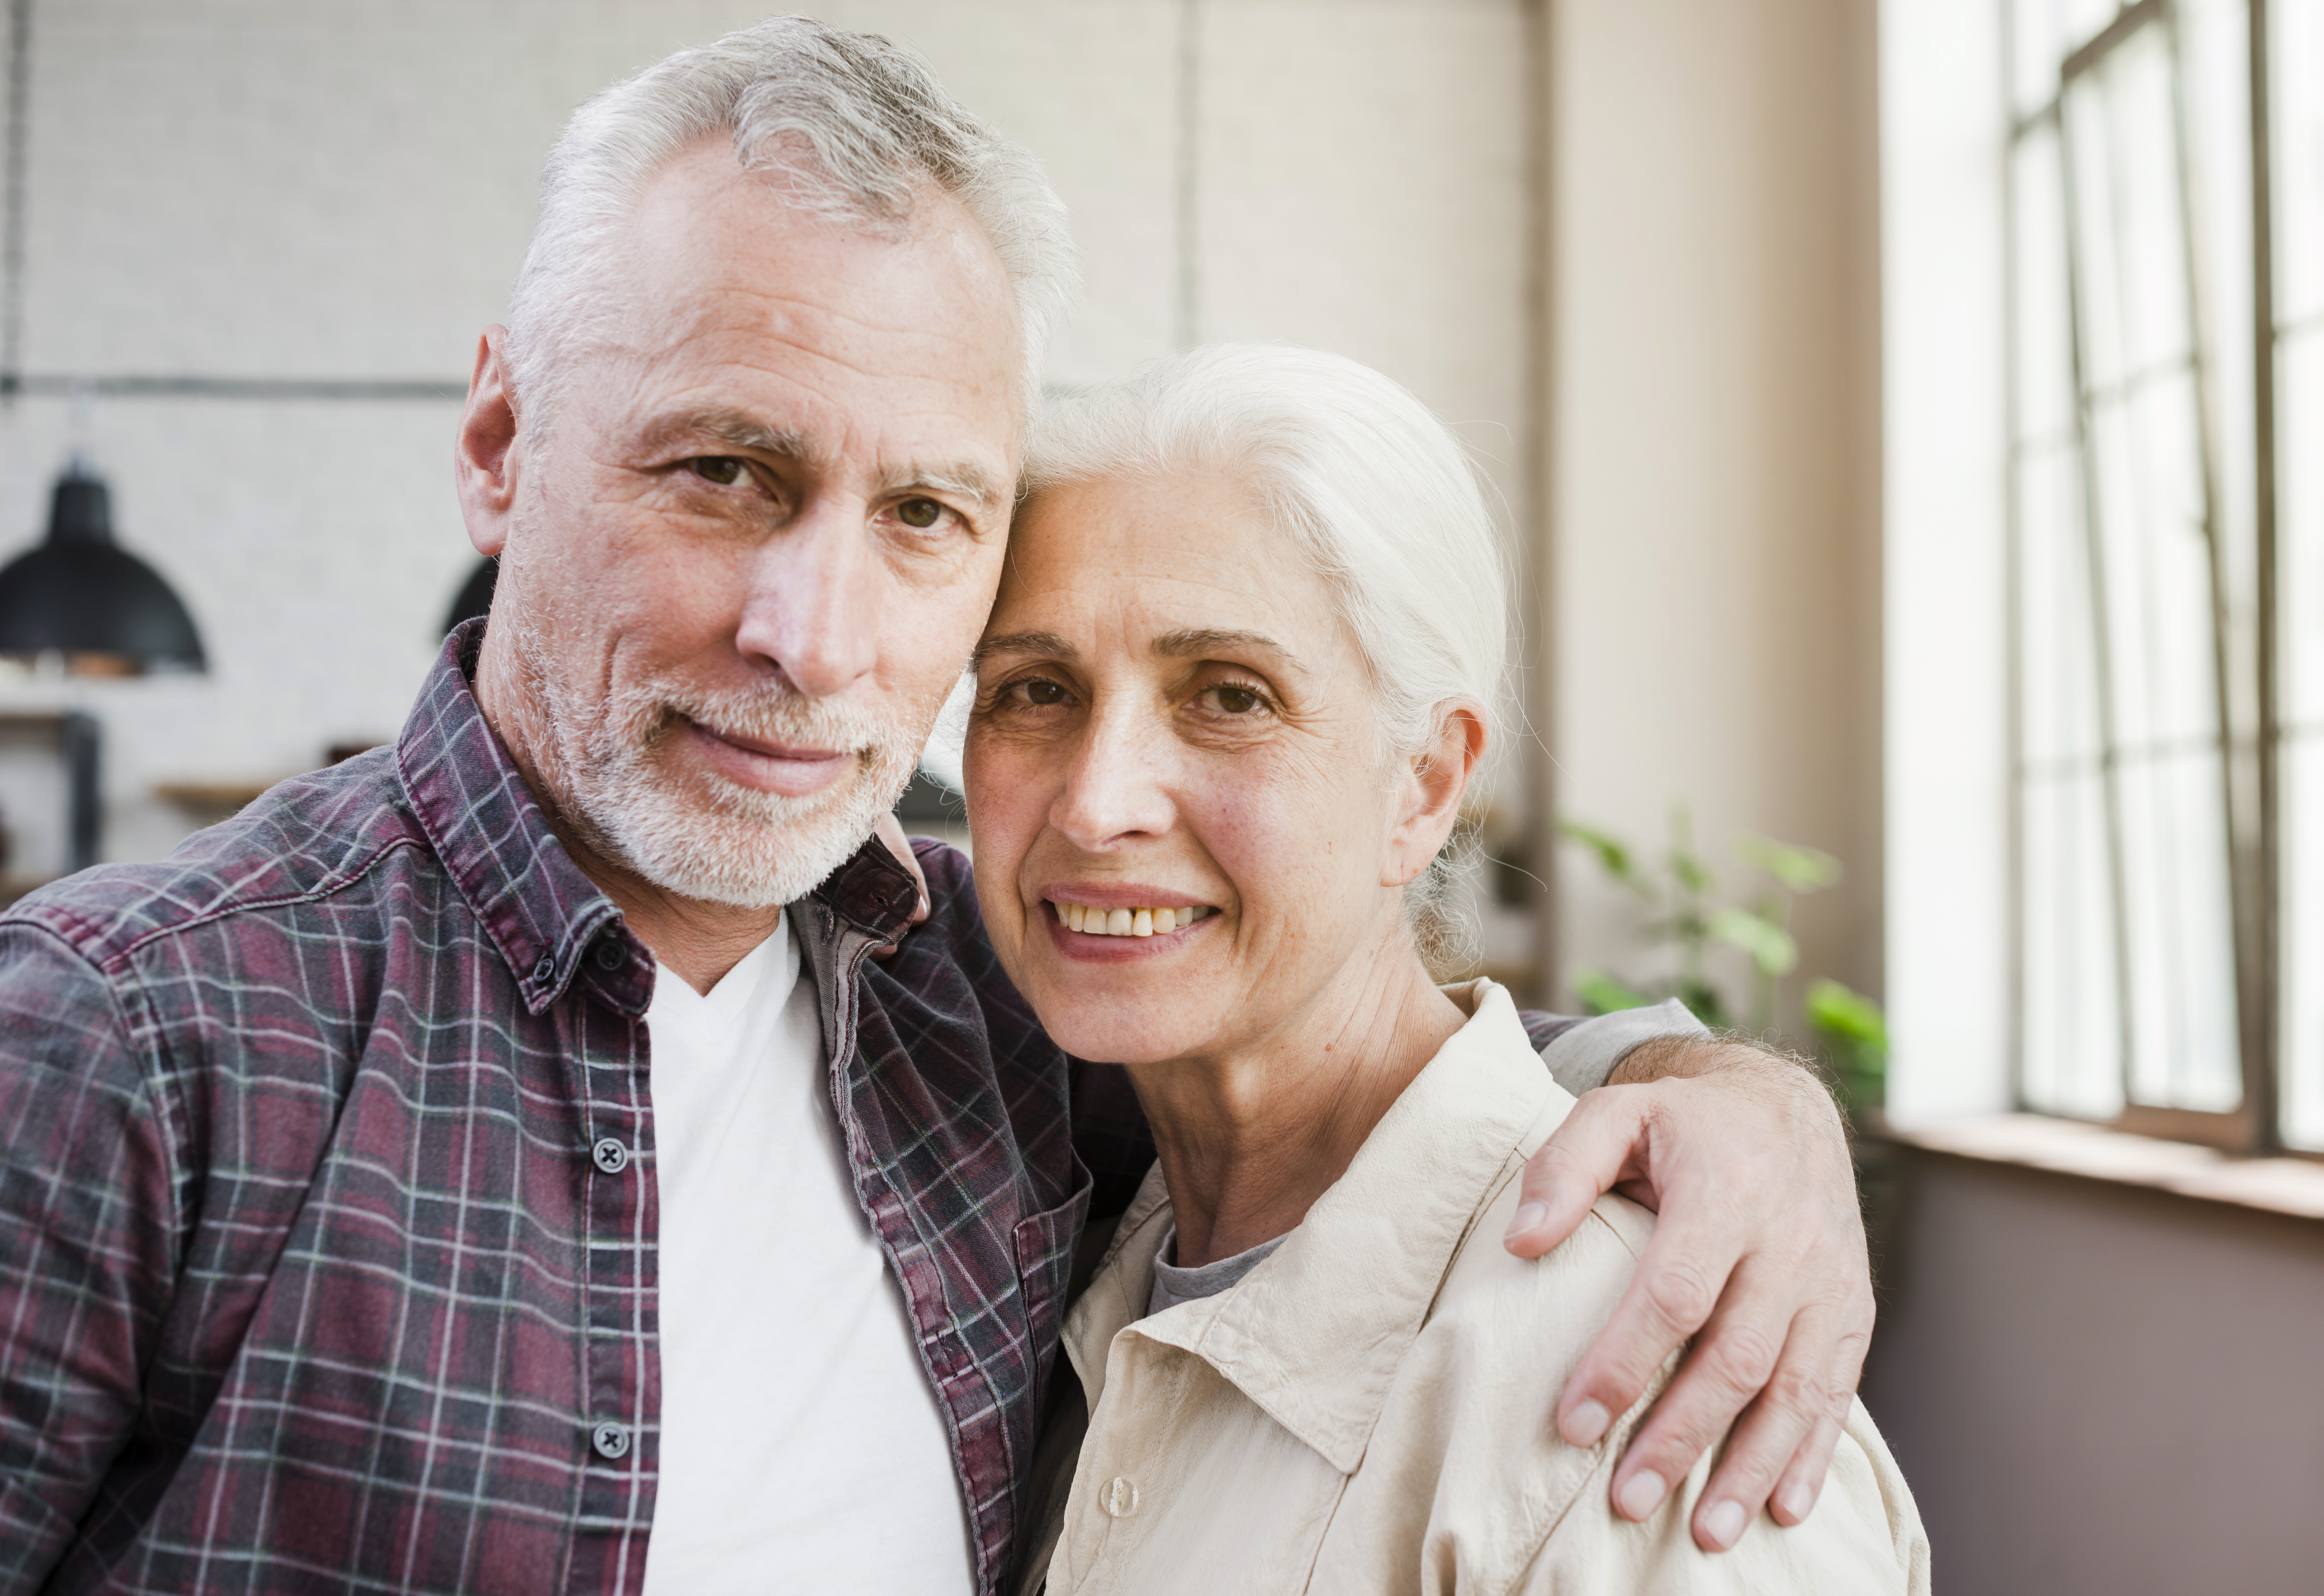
1382, 700, 1489, 888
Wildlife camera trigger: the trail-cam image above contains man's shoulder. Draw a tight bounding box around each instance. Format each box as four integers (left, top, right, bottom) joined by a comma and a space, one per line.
3, 747, 429, 972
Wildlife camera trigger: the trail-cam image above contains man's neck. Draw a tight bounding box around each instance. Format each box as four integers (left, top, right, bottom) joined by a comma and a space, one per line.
472, 624, 781, 996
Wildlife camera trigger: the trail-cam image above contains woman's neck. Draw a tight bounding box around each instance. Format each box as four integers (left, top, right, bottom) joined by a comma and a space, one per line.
1124, 938, 1468, 1268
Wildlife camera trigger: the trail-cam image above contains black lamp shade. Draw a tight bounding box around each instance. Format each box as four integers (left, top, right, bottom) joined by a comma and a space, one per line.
0, 466, 206, 671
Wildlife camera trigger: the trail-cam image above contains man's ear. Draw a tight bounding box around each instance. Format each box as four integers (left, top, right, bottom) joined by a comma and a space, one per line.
1383, 700, 1489, 888
455, 327, 524, 558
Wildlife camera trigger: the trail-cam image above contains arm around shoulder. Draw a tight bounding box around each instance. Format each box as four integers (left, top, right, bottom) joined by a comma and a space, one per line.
0, 920, 181, 1587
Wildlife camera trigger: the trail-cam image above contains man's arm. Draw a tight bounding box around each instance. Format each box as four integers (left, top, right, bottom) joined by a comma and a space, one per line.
0, 921, 179, 1588
1504, 1031, 1870, 1555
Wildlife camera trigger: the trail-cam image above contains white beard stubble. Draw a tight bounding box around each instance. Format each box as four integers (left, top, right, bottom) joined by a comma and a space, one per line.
499, 547, 922, 911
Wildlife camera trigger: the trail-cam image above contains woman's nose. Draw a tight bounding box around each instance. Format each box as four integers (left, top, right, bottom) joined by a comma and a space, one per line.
1049, 699, 1175, 851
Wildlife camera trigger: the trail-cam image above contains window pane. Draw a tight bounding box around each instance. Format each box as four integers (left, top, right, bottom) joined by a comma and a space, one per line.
2085, 375, 2221, 751
2116, 747, 2244, 1107
2020, 444, 2106, 767
2285, 328, 2324, 734
2016, 9, 2248, 1117
2012, 0, 2137, 118
2023, 771, 2127, 1117
2283, 734, 2324, 1145
2277, 0, 2324, 329
2015, 126, 2078, 445
2065, 28, 2197, 392
2279, 327, 2324, 1146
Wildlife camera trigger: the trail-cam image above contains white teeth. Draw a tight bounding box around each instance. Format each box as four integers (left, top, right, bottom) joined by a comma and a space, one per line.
1053, 901, 1214, 936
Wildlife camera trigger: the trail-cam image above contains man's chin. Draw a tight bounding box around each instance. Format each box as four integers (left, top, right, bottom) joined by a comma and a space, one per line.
598, 771, 900, 910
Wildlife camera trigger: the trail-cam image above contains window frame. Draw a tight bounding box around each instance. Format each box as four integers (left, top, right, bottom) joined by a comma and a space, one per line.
2002, 0, 2287, 1152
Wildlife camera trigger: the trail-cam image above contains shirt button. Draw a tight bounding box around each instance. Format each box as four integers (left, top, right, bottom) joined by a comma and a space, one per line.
530, 954, 556, 984
593, 937, 626, 972
592, 1137, 629, 1175
590, 1421, 631, 1461
1099, 1476, 1140, 1518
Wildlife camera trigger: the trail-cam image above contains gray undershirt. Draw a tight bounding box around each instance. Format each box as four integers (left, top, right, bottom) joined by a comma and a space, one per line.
1146, 1224, 1288, 1318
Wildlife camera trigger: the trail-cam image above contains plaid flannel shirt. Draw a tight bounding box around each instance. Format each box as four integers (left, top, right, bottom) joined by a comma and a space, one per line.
0, 624, 1589, 1596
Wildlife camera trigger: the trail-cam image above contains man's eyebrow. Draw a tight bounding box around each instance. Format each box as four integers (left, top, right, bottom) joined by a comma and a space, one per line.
643, 407, 817, 462
972, 630, 1077, 668
875, 459, 1005, 510
641, 409, 1001, 510
1152, 627, 1305, 672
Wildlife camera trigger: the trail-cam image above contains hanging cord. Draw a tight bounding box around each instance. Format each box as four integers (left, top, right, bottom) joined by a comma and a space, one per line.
1, 0, 29, 400
1172, 0, 1201, 353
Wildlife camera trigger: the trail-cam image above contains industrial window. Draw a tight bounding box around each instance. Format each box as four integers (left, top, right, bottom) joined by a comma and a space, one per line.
2007, 0, 2318, 1149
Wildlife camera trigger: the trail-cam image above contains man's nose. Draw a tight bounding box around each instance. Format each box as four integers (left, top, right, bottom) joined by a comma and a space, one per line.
1048, 697, 1175, 852
733, 501, 882, 699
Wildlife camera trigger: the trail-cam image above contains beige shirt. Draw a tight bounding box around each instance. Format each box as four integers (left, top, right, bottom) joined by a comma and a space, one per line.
1017, 981, 1930, 1595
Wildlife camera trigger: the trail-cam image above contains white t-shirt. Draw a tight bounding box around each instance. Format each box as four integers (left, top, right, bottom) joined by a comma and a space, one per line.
638, 920, 976, 1594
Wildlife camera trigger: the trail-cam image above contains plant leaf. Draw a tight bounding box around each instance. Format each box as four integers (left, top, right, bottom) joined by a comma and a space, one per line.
1573, 968, 1653, 1014
1707, 906, 1798, 977
1733, 833, 1842, 894
1559, 819, 1652, 896
1805, 978, 1888, 1053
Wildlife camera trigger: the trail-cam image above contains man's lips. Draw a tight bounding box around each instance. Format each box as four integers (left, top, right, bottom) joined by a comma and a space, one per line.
679, 718, 854, 797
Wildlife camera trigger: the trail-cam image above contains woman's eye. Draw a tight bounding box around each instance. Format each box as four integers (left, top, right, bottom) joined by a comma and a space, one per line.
1211, 685, 1263, 715
688, 457, 749, 487
897, 497, 946, 530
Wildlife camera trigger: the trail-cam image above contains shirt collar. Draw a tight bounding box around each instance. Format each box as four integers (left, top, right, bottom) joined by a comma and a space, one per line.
395, 621, 644, 1015
395, 622, 921, 1018
1070, 981, 1573, 1474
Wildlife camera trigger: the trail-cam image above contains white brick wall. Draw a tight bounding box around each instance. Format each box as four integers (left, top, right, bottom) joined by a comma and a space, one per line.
0, 0, 1534, 874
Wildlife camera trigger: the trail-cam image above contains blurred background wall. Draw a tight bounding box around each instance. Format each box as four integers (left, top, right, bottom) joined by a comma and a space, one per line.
0, 0, 1542, 889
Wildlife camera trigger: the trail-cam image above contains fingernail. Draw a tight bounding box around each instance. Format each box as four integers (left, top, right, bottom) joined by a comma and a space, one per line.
1507, 1201, 1548, 1239
1616, 1470, 1668, 1520
1562, 1399, 1611, 1446
1779, 1483, 1816, 1523
1702, 1499, 1748, 1549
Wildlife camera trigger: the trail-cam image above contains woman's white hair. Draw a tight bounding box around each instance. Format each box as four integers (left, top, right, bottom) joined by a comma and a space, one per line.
505, 15, 1078, 426
1021, 343, 1515, 969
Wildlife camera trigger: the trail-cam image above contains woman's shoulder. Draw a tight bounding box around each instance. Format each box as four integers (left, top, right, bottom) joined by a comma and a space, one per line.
1352, 1172, 1926, 1594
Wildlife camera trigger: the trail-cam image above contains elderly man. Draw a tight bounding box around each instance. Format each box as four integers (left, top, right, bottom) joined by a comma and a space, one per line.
0, 19, 1871, 1596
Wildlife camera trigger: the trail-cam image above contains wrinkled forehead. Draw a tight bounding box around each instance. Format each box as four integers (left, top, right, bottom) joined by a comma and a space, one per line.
584, 140, 1026, 449
996, 469, 1348, 654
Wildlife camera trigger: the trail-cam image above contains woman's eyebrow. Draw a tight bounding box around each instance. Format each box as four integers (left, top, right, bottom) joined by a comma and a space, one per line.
1151, 627, 1303, 671
972, 630, 1077, 667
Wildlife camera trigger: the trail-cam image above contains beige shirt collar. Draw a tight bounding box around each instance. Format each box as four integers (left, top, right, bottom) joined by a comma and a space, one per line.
1061, 979, 1572, 1475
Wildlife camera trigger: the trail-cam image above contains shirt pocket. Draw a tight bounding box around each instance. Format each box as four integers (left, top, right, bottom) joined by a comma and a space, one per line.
1013, 1160, 1093, 1405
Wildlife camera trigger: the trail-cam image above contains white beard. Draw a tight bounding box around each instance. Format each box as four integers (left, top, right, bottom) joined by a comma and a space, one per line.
505, 610, 918, 910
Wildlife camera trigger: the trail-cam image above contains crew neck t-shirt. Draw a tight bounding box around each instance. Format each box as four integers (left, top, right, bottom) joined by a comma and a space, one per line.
638, 921, 975, 1594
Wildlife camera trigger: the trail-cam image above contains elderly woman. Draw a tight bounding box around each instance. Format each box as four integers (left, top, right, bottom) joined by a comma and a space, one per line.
965, 345, 1928, 1595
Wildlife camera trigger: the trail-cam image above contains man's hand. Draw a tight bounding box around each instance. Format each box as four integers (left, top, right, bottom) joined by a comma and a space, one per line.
1502, 1038, 1870, 1553
870, 813, 932, 958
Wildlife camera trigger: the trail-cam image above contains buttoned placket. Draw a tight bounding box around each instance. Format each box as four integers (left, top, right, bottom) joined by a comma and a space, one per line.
563, 930, 661, 1590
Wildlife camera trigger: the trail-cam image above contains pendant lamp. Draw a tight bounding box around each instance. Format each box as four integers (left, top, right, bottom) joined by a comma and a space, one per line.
0, 460, 207, 674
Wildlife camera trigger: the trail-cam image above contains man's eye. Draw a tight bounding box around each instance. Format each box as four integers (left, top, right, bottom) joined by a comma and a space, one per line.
1211, 686, 1263, 715
897, 497, 946, 530
1018, 678, 1069, 706
688, 457, 749, 486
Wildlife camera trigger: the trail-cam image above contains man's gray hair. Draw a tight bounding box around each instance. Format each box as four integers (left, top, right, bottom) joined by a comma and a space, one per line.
506, 15, 1078, 423
1022, 344, 1515, 972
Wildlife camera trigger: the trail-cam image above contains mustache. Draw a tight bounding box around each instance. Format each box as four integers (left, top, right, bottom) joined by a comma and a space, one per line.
609, 673, 901, 763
